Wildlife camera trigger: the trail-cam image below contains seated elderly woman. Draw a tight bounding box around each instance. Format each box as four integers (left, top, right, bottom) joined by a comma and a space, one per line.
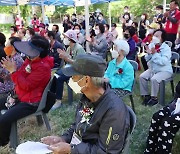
123, 26, 137, 60
139, 29, 173, 106
104, 39, 134, 98
0, 37, 24, 103
0, 36, 54, 146
41, 54, 130, 154
87, 23, 108, 59
51, 30, 85, 110
144, 81, 180, 154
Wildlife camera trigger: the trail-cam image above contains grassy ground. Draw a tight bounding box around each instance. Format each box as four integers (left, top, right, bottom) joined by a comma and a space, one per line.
0, 72, 179, 154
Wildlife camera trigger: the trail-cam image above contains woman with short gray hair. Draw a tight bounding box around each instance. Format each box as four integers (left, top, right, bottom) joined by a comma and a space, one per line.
104, 39, 134, 97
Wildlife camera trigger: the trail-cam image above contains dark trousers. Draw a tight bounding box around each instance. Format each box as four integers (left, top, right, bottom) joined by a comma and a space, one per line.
144, 105, 180, 154
0, 95, 37, 146
141, 55, 148, 71
166, 33, 177, 48
55, 69, 70, 100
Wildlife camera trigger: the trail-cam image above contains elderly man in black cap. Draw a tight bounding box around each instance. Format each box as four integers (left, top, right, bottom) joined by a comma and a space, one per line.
41, 53, 130, 154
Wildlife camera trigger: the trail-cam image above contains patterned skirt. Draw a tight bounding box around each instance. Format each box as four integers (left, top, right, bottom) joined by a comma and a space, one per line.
113, 88, 131, 98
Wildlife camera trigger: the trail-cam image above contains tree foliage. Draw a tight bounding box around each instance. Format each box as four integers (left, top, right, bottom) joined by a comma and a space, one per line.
0, 0, 173, 23
53, 0, 172, 22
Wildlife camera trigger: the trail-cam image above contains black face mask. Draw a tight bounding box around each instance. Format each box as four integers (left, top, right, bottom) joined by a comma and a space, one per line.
124, 34, 129, 39
34, 17, 36, 20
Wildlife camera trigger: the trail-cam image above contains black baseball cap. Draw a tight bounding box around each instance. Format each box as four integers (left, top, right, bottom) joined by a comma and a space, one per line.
62, 54, 107, 77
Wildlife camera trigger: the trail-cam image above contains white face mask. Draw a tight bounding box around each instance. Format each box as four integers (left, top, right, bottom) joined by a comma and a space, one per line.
151, 36, 160, 44
111, 50, 119, 59
156, 10, 162, 14
98, 16, 102, 20
124, 9, 128, 13
74, 29, 80, 34
68, 77, 85, 94
124, 15, 129, 20
148, 29, 154, 34
95, 29, 100, 35
25, 34, 30, 39
141, 15, 145, 20
63, 38, 70, 45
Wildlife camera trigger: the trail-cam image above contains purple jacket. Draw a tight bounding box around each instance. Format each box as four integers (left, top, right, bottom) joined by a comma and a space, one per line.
126, 38, 136, 60
0, 53, 24, 93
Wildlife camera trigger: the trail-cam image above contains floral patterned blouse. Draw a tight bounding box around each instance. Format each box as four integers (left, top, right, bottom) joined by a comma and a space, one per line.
0, 53, 24, 93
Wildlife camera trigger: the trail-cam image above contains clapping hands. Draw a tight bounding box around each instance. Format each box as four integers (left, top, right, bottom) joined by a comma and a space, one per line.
1, 56, 17, 74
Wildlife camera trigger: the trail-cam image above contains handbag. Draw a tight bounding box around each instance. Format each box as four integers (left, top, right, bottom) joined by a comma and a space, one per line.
5, 91, 19, 109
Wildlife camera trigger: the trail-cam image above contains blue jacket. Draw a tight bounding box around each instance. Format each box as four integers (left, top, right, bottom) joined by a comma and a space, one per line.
145, 42, 173, 74
104, 57, 134, 92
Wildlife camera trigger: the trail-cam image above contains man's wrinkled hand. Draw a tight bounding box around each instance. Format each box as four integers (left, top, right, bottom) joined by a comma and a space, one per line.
41, 136, 65, 146
48, 142, 71, 154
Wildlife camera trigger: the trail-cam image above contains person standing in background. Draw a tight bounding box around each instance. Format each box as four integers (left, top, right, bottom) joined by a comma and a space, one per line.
154, 5, 164, 26
31, 14, 40, 33
71, 13, 77, 25
52, 24, 62, 43
138, 13, 150, 40
121, 12, 133, 32
163, 0, 180, 48
15, 14, 23, 30
63, 14, 70, 33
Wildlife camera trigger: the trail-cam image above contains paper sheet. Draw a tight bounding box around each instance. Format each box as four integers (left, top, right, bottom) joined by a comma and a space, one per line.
16, 141, 52, 154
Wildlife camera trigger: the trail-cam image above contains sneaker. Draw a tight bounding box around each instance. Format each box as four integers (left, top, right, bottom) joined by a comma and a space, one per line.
147, 98, 159, 106
51, 100, 62, 110
142, 95, 151, 105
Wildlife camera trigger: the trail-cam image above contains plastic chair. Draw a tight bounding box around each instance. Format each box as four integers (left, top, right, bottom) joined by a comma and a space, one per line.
9, 79, 53, 149
65, 81, 73, 105
123, 60, 138, 112
159, 52, 179, 106
121, 106, 136, 154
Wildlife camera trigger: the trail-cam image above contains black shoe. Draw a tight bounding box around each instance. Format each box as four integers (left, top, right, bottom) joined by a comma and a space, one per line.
0, 141, 8, 147
142, 95, 151, 105
147, 98, 159, 106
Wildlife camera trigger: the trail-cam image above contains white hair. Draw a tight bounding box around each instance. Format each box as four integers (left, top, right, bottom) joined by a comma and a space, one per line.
91, 77, 104, 87
113, 39, 130, 56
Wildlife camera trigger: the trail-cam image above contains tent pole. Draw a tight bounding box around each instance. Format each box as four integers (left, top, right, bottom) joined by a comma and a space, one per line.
163, 0, 166, 13
41, 0, 45, 23
17, 5, 21, 17
108, 2, 111, 30
74, 6, 77, 14
85, 0, 90, 52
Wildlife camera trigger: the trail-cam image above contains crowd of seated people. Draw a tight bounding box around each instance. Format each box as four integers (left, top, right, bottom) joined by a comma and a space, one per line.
0, 1, 180, 153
